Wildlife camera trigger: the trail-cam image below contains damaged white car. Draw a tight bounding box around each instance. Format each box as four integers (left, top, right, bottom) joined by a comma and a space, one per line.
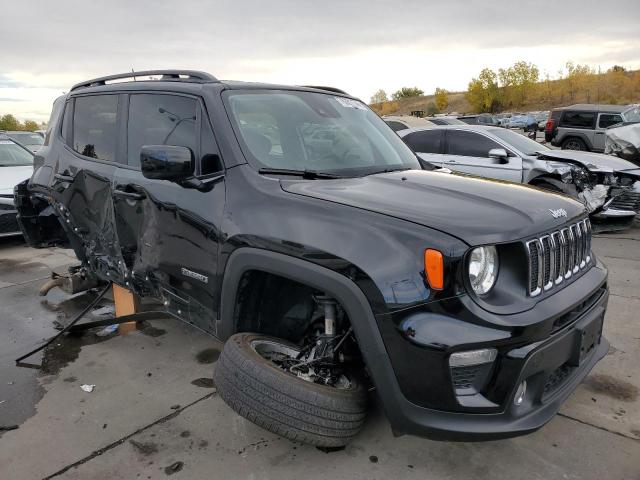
398, 125, 640, 231
605, 122, 640, 168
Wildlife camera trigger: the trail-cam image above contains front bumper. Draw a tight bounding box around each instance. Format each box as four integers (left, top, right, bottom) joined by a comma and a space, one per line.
0, 196, 21, 237
375, 261, 609, 441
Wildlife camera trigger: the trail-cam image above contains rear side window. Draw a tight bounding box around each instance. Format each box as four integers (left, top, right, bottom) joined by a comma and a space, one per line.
127, 94, 198, 168
446, 130, 501, 157
403, 130, 442, 153
385, 121, 408, 132
73, 95, 119, 161
598, 114, 622, 129
560, 111, 595, 129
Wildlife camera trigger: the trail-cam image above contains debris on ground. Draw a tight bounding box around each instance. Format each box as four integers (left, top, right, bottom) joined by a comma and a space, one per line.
80, 384, 95, 393
95, 324, 118, 337
190, 378, 215, 388
0, 425, 19, 431
164, 461, 184, 475
129, 439, 159, 456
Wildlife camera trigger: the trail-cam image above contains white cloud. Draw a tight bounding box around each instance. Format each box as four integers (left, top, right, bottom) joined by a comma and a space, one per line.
1, 0, 638, 120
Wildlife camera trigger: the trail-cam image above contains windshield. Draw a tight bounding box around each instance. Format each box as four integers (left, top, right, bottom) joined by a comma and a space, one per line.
0, 140, 34, 166
9, 132, 44, 146
622, 106, 640, 123
488, 128, 550, 155
224, 91, 420, 176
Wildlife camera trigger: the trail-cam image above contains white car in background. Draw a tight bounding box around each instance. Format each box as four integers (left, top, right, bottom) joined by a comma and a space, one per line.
398, 125, 640, 230
0, 137, 33, 237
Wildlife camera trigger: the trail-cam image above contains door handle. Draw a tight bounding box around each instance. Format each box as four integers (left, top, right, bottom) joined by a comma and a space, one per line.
54, 173, 74, 182
113, 189, 146, 201
449, 159, 457, 163
595, 132, 604, 135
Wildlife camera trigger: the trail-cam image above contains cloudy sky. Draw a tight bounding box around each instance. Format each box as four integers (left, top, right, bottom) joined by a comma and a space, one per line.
1, 0, 639, 122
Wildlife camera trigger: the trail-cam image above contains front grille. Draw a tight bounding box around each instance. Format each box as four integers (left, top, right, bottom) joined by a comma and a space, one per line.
608, 188, 640, 212
0, 212, 20, 234
526, 219, 592, 297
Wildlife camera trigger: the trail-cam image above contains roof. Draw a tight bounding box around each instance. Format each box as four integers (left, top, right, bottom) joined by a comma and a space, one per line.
396, 124, 497, 136
553, 104, 628, 113
68, 70, 352, 98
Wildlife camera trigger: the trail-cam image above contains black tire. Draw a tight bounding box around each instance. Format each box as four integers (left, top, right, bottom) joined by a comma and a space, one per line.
561, 137, 587, 151
213, 332, 368, 447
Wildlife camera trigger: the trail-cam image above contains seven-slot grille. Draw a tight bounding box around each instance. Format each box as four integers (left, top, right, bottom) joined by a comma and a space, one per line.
526, 219, 592, 297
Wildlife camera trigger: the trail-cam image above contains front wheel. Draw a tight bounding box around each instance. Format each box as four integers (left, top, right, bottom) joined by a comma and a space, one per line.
213, 333, 368, 447
562, 137, 587, 151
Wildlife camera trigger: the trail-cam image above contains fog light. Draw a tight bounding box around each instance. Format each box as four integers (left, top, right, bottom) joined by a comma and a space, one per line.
449, 348, 497, 367
514, 380, 527, 405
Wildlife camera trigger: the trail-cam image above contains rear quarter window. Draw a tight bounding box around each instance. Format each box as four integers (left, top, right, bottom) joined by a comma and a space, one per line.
559, 111, 596, 129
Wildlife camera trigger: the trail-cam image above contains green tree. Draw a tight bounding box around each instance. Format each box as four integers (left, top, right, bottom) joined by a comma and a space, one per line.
0, 114, 21, 131
465, 68, 500, 112
23, 120, 39, 131
392, 87, 424, 100
498, 61, 539, 106
434, 88, 449, 111
369, 89, 388, 104
426, 101, 439, 116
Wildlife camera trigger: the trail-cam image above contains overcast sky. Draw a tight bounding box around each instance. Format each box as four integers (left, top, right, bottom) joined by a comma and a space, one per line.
1, 0, 639, 122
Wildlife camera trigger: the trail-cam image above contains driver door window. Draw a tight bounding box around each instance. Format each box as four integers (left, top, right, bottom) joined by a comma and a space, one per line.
127, 94, 198, 168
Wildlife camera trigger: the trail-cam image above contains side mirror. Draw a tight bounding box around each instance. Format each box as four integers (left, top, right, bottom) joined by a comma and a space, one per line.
140, 145, 194, 181
488, 148, 508, 163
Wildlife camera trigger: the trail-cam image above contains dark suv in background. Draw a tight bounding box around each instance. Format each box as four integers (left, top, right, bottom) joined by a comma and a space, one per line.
545, 104, 640, 151
16, 70, 609, 447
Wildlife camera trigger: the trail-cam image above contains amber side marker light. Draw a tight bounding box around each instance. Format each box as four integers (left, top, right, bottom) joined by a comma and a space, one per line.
424, 249, 444, 290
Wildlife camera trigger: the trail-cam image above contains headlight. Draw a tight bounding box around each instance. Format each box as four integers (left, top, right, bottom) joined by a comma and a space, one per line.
468, 246, 498, 295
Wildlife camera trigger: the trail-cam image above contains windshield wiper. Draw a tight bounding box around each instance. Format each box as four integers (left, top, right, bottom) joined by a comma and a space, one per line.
364, 166, 413, 176
258, 168, 342, 179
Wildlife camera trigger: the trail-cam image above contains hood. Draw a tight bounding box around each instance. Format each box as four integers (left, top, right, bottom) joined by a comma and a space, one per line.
536, 150, 640, 174
0, 166, 33, 196
281, 170, 586, 245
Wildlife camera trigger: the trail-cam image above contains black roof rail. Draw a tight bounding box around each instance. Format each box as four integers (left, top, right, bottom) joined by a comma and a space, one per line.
301, 85, 349, 95
70, 70, 219, 91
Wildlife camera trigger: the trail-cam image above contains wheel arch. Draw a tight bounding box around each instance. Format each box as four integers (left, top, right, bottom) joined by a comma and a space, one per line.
218, 247, 397, 390
560, 133, 592, 151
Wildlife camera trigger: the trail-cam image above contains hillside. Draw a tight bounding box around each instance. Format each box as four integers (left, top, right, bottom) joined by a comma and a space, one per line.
371, 66, 640, 116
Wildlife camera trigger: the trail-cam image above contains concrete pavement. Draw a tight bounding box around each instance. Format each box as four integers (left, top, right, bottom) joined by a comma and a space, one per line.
0, 227, 638, 479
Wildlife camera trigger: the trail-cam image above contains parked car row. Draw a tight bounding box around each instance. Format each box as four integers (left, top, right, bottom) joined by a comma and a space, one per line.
5, 71, 618, 450
1, 130, 45, 153
0, 135, 34, 237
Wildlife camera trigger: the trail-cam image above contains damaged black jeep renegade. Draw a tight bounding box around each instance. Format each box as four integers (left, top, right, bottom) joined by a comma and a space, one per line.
16, 70, 609, 447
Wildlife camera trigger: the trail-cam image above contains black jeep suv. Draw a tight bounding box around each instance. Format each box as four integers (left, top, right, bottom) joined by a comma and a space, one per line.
16, 70, 609, 447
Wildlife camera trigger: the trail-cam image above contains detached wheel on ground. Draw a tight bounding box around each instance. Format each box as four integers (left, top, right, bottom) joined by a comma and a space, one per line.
562, 137, 587, 151
213, 332, 368, 447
